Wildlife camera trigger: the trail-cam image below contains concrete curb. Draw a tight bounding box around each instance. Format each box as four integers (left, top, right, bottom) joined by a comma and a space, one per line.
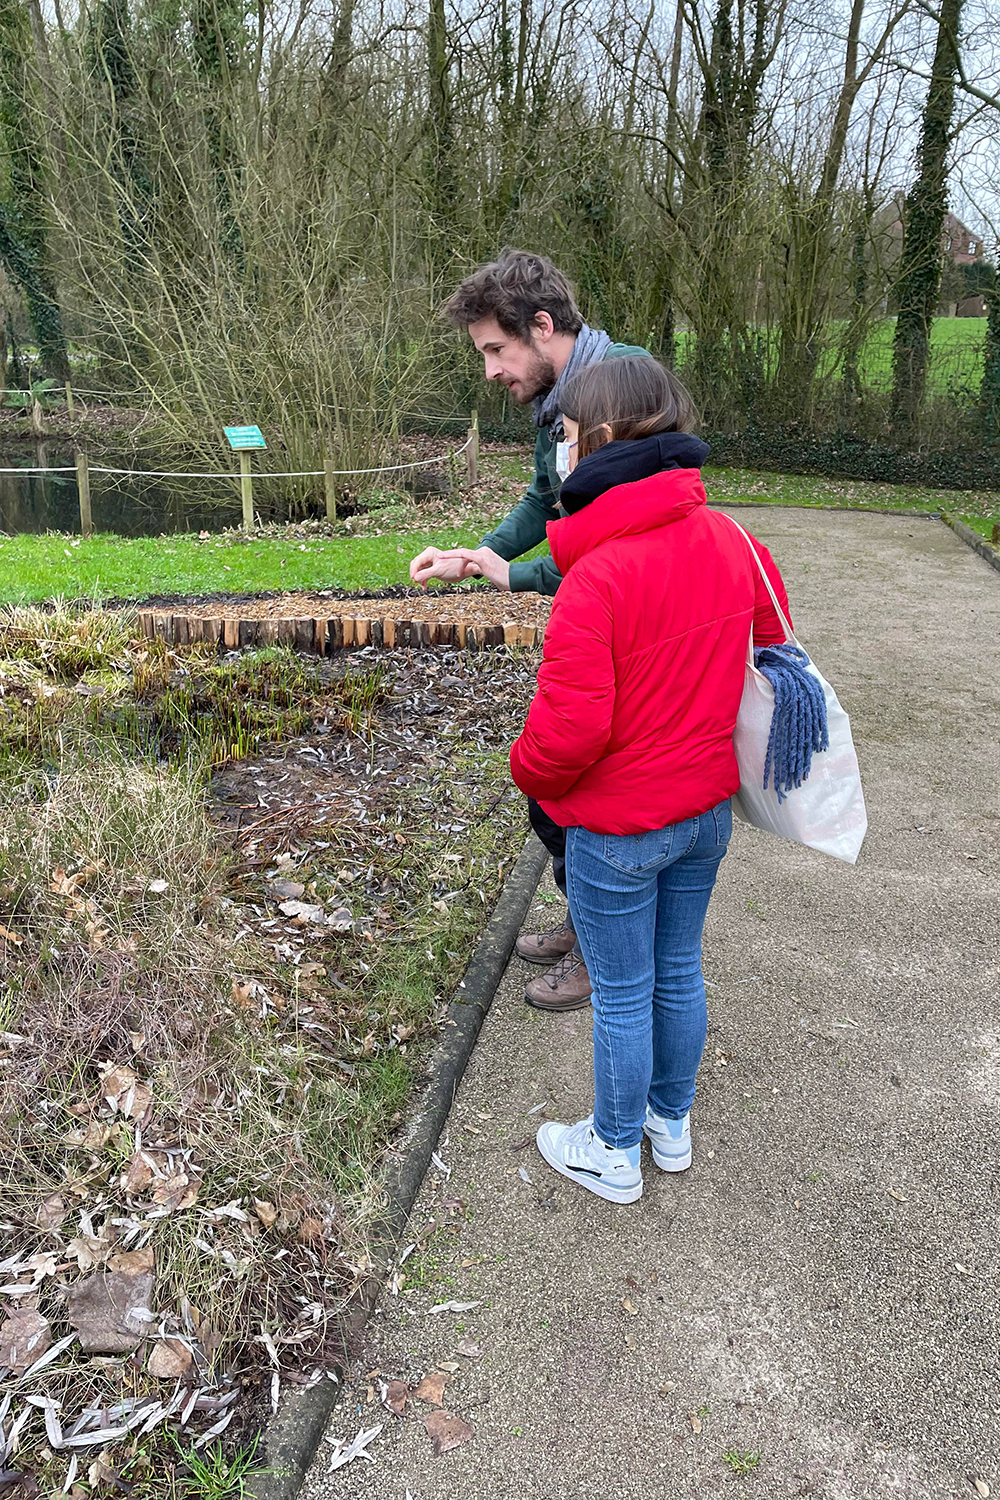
254, 834, 550, 1500
940, 513, 1000, 576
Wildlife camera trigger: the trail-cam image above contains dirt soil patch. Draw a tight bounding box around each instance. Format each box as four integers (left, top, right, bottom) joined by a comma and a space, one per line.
154, 586, 551, 629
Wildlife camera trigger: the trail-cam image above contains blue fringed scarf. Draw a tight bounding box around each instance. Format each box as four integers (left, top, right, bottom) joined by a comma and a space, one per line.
753, 643, 829, 803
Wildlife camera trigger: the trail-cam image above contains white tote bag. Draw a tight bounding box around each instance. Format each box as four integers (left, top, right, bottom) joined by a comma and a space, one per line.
726, 518, 867, 865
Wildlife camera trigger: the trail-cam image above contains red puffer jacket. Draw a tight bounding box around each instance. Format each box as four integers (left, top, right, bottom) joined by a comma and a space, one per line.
509, 470, 791, 835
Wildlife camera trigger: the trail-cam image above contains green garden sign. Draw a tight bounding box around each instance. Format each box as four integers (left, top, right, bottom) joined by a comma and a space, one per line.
224, 425, 267, 450
223, 425, 266, 531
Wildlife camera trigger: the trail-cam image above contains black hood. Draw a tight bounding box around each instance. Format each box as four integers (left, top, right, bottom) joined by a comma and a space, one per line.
559, 431, 710, 514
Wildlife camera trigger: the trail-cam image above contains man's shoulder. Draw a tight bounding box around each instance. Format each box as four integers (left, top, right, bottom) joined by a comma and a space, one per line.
603, 341, 652, 360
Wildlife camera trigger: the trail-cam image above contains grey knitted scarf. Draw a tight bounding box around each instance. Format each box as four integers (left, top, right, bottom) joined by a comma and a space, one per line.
532, 322, 613, 429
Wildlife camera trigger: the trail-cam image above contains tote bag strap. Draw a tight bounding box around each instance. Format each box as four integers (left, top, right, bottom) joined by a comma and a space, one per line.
721, 513, 799, 650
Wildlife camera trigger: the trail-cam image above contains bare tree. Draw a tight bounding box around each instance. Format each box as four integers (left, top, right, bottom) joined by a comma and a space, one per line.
773, 0, 911, 414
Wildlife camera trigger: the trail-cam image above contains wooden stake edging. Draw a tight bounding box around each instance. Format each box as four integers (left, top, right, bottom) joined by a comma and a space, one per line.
76, 450, 93, 539
137, 611, 544, 652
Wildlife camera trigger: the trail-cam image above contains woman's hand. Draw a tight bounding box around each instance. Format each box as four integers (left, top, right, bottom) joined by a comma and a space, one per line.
454, 546, 511, 590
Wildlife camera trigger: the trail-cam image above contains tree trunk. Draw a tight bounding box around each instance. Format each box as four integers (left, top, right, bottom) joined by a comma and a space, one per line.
90, 0, 152, 262
318, 0, 356, 155
890, 0, 964, 432
840, 211, 871, 416
688, 0, 783, 425
0, 203, 69, 382
775, 0, 868, 410
980, 284, 1000, 438
190, 0, 244, 263
426, 0, 457, 242
0, 0, 69, 381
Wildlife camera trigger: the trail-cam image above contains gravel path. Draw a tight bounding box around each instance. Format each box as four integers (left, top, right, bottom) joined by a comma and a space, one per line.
300, 510, 1000, 1500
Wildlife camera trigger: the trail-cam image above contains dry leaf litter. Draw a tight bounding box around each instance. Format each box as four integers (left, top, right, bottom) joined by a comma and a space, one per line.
0, 632, 538, 1490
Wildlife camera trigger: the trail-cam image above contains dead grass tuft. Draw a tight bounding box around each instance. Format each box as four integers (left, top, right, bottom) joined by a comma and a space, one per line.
0, 742, 368, 1476
0, 597, 138, 676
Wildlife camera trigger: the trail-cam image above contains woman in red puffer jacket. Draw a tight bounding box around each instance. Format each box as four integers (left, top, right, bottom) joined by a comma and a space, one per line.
510, 356, 791, 1205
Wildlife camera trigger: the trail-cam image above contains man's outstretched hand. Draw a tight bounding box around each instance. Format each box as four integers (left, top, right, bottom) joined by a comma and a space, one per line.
409, 545, 511, 591
409, 546, 472, 585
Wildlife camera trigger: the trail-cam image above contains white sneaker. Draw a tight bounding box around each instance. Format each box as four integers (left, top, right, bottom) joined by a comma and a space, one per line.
536, 1118, 643, 1204
643, 1107, 692, 1172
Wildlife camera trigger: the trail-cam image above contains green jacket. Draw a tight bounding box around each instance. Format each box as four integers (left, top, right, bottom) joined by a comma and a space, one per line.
481, 341, 650, 595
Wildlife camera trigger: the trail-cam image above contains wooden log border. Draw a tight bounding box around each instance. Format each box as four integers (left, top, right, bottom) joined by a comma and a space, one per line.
137, 610, 544, 653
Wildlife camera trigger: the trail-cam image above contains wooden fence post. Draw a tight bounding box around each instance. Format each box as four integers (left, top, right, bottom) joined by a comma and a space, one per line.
239, 451, 254, 532
465, 407, 479, 486
324, 455, 337, 522
65, 381, 75, 420
76, 450, 93, 539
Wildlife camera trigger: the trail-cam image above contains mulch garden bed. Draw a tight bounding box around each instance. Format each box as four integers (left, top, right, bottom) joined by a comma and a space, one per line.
0, 620, 541, 1492
137, 586, 551, 652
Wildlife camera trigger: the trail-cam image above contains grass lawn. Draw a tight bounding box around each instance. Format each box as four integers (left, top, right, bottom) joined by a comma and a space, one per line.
701, 464, 1000, 524
0, 446, 997, 604
956, 515, 999, 542
0, 527, 485, 604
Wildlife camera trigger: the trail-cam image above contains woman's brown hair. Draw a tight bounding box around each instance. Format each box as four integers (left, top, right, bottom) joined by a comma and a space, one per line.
560, 356, 699, 459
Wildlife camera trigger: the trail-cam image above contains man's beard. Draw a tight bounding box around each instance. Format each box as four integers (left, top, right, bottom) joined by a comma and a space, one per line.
512, 348, 558, 404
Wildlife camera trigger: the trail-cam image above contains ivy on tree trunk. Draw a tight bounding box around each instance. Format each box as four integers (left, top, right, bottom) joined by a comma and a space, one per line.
425, 0, 461, 268
890, 0, 964, 433
0, 203, 69, 381
0, 0, 69, 381
981, 285, 1000, 439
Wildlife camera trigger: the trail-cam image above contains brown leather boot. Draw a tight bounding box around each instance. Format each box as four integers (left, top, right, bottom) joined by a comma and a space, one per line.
524, 949, 593, 1011
515, 916, 577, 965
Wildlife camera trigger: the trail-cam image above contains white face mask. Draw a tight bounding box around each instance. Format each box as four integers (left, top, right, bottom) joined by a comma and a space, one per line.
555, 441, 573, 482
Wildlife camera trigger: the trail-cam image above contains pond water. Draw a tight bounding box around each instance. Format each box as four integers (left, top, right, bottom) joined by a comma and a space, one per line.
0, 445, 272, 536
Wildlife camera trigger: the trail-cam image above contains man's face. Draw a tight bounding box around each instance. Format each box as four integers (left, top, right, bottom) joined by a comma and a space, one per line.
467, 315, 557, 404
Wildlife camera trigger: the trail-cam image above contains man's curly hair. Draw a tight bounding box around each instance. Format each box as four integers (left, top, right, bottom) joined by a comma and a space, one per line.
442, 249, 584, 342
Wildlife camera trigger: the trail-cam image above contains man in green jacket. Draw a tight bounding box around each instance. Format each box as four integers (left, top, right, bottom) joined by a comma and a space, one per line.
410, 249, 648, 1012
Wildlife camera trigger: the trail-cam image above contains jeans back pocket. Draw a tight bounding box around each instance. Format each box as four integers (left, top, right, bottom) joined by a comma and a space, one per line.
712, 799, 734, 846
602, 825, 676, 872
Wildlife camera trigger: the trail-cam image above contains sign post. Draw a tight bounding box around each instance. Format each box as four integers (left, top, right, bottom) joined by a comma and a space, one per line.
324, 454, 337, 523
466, 408, 479, 487
76, 449, 92, 539
223, 425, 266, 533
238, 452, 254, 531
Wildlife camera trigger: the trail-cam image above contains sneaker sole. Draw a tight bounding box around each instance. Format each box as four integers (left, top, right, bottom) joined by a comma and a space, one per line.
536, 1133, 643, 1204
644, 1132, 692, 1172
515, 947, 577, 966
524, 989, 593, 1011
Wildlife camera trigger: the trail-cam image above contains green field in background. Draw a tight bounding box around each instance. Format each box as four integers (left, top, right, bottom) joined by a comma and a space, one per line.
674, 316, 988, 398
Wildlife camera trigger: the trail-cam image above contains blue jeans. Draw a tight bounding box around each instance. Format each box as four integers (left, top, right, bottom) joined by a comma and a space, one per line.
566, 801, 732, 1150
